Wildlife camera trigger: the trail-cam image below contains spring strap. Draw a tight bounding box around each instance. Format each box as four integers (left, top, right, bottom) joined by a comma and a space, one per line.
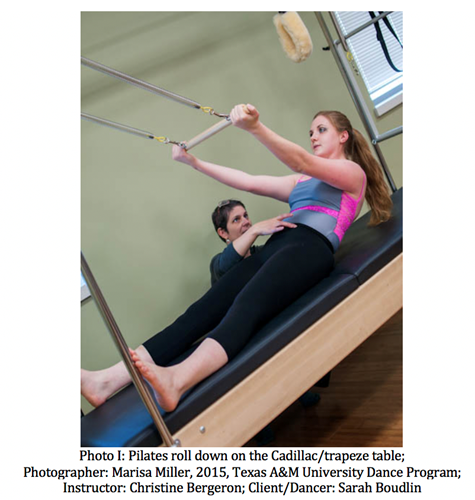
200, 106, 230, 119
154, 136, 185, 147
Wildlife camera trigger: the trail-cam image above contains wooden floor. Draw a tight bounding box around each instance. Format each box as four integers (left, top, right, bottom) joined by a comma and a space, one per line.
245, 309, 402, 448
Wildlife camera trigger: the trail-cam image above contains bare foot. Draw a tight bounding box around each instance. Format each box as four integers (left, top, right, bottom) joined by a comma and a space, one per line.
81, 368, 112, 408
130, 349, 180, 412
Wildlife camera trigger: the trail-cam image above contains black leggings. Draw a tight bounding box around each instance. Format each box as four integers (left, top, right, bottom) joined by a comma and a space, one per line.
143, 225, 334, 365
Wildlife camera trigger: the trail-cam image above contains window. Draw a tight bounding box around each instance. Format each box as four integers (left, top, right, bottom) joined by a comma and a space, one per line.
81, 272, 91, 301
334, 11, 403, 116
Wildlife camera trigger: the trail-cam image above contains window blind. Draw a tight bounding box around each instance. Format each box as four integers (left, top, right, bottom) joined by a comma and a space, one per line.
334, 12, 403, 104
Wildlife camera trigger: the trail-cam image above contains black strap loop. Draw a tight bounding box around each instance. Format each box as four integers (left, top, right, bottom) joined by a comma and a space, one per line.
369, 12, 403, 73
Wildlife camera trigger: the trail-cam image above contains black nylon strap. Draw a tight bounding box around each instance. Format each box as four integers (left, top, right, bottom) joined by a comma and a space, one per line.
369, 12, 403, 73
379, 12, 403, 48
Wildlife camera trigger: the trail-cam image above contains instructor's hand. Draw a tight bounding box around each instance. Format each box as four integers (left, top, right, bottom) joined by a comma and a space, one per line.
251, 213, 297, 236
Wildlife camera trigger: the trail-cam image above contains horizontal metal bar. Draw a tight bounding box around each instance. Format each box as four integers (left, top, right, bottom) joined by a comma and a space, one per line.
341, 11, 393, 42
81, 252, 179, 447
81, 112, 156, 140
82, 56, 201, 109
185, 118, 232, 150
374, 126, 403, 144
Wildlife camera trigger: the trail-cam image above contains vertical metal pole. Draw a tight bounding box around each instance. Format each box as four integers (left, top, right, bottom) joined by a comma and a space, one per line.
315, 12, 397, 193
81, 252, 179, 447
328, 12, 350, 52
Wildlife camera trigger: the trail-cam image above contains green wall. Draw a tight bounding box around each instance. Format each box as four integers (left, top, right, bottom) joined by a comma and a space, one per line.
81, 12, 402, 413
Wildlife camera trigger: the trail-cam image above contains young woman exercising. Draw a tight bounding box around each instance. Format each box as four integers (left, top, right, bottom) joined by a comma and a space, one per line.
81, 104, 392, 412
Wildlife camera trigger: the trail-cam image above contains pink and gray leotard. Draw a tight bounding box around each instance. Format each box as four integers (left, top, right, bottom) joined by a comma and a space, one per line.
284, 175, 366, 252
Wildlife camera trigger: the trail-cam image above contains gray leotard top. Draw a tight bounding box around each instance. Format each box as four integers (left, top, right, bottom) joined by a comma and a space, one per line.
284, 176, 365, 252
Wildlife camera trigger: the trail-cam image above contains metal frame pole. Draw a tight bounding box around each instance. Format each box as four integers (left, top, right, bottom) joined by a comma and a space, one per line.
315, 12, 398, 193
374, 126, 403, 144
81, 252, 179, 447
328, 12, 350, 52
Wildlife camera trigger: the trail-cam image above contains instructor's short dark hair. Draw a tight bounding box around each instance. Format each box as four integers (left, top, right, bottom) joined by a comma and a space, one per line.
211, 200, 245, 242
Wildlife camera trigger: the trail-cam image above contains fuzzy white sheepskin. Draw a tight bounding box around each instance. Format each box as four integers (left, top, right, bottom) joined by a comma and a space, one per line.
273, 12, 313, 63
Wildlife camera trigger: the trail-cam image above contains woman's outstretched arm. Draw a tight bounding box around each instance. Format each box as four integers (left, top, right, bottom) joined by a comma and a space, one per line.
231, 104, 364, 196
171, 145, 298, 202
